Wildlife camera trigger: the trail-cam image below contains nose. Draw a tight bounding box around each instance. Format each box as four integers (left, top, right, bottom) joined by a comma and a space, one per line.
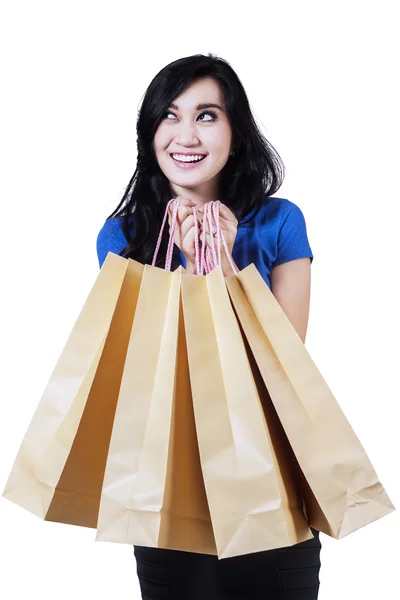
174, 119, 200, 147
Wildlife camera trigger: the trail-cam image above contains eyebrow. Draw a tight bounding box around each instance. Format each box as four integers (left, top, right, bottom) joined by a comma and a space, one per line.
169, 102, 224, 112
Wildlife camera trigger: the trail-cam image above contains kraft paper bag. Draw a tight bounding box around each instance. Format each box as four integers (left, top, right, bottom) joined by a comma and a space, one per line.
2, 252, 143, 528
181, 266, 313, 560
225, 263, 395, 539
96, 265, 216, 555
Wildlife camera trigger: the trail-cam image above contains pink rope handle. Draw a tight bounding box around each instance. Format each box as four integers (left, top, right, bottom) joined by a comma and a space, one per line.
212, 201, 238, 275
152, 197, 177, 268
165, 197, 182, 271
202, 202, 217, 274
203, 203, 219, 274
204, 201, 219, 274
200, 201, 209, 275
151, 197, 237, 275
212, 201, 222, 266
198, 201, 238, 275
192, 207, 201, 275
206, 202, 218, 267
205, 247, 213, 274
152, 195, 201, 273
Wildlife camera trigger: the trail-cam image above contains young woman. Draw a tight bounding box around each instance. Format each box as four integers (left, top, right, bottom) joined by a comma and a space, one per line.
97, 53, 321, 600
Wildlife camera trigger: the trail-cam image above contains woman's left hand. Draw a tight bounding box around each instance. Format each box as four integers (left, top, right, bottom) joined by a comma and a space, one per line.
198, 202, 239, 275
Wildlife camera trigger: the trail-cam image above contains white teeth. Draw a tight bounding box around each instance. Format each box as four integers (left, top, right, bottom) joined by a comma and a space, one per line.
172, 154, 206, 163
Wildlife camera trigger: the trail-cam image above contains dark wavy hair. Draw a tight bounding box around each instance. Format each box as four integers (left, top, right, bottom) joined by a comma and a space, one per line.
107, 53, 285, 267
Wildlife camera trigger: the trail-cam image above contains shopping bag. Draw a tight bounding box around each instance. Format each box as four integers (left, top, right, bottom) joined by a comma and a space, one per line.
2, 252, 143, 527
96, 264, 217, 555
180, 265, 313, 560
225, 263, 396, 538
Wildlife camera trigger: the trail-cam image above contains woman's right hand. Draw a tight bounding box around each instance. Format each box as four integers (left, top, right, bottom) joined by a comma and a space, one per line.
168, 196, 198, 272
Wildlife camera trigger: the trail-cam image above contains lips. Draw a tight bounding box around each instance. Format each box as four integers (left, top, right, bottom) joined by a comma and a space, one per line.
170, 153, 207, 163
169, 153, 208, 169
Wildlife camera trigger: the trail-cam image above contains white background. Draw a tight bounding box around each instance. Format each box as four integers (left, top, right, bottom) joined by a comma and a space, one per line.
0, 1, 399, 598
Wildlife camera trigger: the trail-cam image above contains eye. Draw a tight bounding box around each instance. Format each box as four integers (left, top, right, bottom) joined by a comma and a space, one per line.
163, 110, 217, 122
198, 111, 217, 122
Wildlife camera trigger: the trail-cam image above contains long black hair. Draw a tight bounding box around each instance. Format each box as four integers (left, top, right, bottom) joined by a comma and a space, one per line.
107, 53, 285, 267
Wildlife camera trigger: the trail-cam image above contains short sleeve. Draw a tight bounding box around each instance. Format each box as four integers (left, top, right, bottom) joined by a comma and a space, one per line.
272, 201, 314, 268
96, 218, 128, 268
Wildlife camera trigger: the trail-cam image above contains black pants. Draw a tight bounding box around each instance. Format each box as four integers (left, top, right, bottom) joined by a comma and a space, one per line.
134, 528, 322, 599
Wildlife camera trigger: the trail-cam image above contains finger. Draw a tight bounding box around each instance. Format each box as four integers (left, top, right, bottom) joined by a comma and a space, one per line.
216, 203, 237, 223
197, 203, 237, 229
167, 199, 178, 215
200, 230, 219, 245
180, 215, 197, 243
176, 205, 196, 226
167, 197, 196, 215
195, 212, 205, 228
177, 196, 197, 208
169, 205, 195, 228
215, 216, 237, 233
197, 214, 227, 238
206, 207, 237, 233
196, 206, 215, 231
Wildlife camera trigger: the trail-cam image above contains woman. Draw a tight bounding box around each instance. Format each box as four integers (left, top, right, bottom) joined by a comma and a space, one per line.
97, 53, 322, 600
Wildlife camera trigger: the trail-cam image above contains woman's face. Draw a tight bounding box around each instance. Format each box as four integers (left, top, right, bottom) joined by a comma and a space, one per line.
153, 77, 233, 202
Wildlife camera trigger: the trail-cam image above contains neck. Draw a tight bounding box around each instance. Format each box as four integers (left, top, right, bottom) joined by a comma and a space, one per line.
169, 181, 220, 208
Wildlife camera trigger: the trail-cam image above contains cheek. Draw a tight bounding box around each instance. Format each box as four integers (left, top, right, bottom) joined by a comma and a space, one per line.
209, 125, 232, 154
153, 136, 162, 156
153, 127, 169, 154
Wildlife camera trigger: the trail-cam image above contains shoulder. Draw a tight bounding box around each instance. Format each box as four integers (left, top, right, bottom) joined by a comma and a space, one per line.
252, 196, 307, 224
241, 195, 313, 266
266, 197, 313, 267
97, 216, 126, 238
96, 216, 128, 268
243, 196, 309, 237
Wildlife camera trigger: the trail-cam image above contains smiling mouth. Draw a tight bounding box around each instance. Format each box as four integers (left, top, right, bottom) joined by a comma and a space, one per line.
170, 154, 207, 163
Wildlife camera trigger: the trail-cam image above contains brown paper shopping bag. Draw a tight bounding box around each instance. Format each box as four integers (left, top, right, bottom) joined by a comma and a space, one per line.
95, 264, 216, 555
181, 266, 313, 560
2, 252, 143, 528
225, 264, 396, 539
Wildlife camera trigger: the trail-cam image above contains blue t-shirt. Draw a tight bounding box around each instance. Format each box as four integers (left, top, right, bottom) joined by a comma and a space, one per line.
96, 196, 313, 290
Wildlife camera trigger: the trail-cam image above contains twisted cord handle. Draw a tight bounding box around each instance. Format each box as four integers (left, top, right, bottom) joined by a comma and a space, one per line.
199, 201, 238, 275
152, 197, 237, 275
151, 197, 176, 268
213, 201, 238, 275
